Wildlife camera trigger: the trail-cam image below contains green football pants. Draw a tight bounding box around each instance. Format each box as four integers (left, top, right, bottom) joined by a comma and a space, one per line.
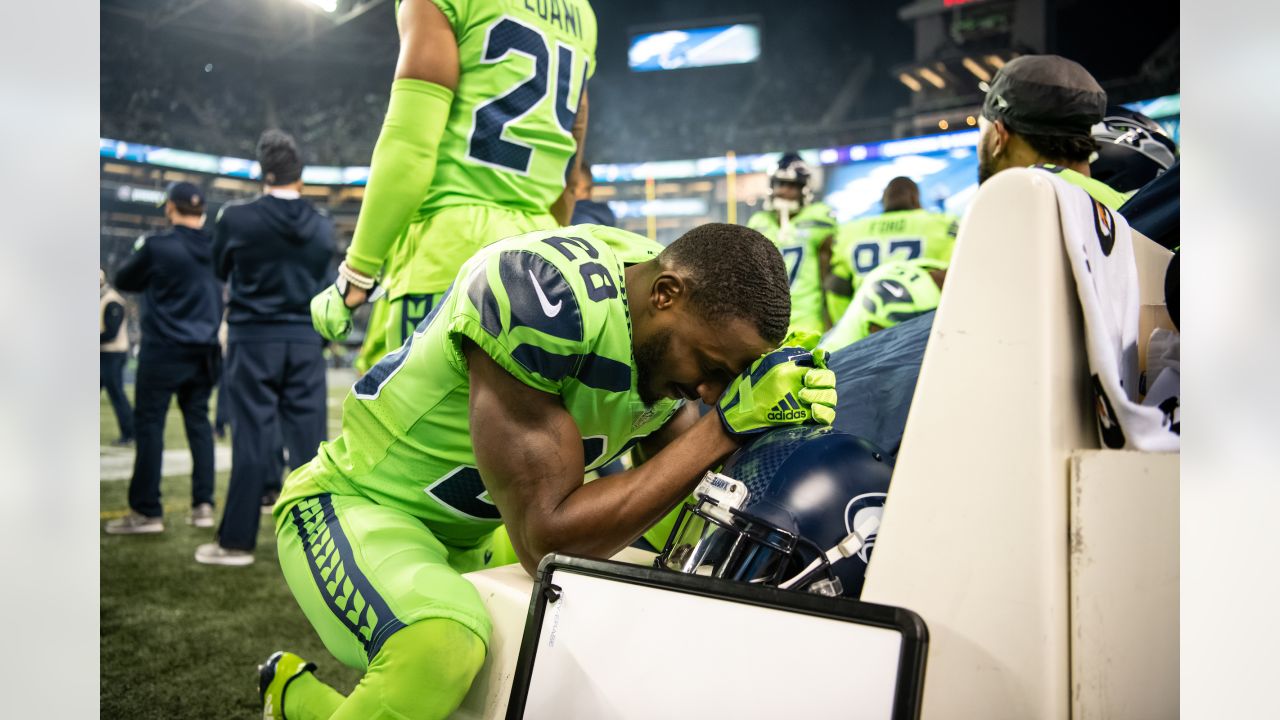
276, 494, 516, 719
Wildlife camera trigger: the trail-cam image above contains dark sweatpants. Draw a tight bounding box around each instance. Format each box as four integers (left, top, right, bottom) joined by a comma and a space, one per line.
128, 344, 220, 518
100, 351, 134, 441
218, 339, 327, 551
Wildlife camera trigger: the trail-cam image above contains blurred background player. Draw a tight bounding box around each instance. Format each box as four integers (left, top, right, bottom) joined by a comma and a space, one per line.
106, 182, 223, 535
826, 176, 956, 320
820, 258, 946, 353
100, 268, 134, 447
746, 153, 836, 335
197, 130, 336, 567
569, 165, 616, 227
313, 0, 597, 370
976, 54, 1124, 210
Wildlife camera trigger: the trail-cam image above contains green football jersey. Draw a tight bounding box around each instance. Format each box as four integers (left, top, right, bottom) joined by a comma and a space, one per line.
277, 224, 681, 548
831, 208, 958, 293
746, 202, 836, 335
410, 0, 598, 218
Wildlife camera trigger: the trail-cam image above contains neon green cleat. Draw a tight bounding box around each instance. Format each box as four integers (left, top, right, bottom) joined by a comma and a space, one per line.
258, 651, 316, 720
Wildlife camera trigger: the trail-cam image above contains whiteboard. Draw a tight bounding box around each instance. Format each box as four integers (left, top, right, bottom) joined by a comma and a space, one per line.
518, 568, 908, 719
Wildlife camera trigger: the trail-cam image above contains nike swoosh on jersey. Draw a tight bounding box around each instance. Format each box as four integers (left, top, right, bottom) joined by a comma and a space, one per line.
529, 269, 563, 317
884, 282, 906, 298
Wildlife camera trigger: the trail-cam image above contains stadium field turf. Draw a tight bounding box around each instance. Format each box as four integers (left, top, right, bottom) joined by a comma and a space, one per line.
100, 374, 361, 718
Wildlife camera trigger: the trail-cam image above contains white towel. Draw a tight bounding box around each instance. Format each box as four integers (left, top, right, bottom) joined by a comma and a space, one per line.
1049, 176, 1180, 452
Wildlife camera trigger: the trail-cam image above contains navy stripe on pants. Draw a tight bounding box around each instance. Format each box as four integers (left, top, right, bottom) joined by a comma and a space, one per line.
219, 338, 327, 550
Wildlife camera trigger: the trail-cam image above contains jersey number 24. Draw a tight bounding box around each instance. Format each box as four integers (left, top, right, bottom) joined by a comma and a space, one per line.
468, 17, 586, 174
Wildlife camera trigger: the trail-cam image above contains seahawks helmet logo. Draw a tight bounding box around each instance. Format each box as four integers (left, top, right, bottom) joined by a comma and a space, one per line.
843, 492, 888, 563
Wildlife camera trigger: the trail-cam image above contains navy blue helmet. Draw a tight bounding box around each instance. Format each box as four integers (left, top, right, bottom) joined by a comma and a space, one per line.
766, 152, 814, 211
656, 426, 893, 598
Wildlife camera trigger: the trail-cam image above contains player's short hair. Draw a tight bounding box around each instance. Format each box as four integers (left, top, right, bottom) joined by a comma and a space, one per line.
660, 223, 791, 345
257, 129, 304, 186
1020, 132, 1099, 164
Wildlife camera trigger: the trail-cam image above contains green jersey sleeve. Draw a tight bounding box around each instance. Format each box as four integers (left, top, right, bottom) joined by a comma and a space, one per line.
445, 239, 599, 395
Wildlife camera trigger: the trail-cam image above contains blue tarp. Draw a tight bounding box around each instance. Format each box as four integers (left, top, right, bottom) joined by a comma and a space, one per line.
829, 311, 934, 457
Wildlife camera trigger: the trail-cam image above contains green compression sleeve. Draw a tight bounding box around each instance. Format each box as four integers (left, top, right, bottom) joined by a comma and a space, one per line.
344, 78, 454, 277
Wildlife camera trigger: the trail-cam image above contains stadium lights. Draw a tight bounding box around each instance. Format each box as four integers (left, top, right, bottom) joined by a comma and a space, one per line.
898, 72, 923, 92
985, 54, 1006, 69
961, 57, 991, 82
295, 0, 339, 13
917, 67, 947, 89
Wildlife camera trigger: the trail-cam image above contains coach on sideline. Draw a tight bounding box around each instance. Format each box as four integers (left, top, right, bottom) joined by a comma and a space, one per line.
106, 182, 223, 535
196, 130, 335, 567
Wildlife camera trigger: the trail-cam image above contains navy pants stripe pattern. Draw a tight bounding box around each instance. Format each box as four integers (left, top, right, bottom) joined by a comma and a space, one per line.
219, 339, 326, 550
128, 344, 219, 517
290, 495, 407, 661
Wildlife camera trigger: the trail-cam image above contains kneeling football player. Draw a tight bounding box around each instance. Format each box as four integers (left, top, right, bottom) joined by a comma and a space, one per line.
265, 223, 837, 719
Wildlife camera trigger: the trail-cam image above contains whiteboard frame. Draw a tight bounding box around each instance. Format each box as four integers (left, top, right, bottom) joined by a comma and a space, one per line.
505, 554, 929, 720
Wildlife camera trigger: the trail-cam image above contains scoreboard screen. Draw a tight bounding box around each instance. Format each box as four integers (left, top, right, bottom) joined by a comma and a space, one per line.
823, 146, 980, 222
628, 23, 761, 72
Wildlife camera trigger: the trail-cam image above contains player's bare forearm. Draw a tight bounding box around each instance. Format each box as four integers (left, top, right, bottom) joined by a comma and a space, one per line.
635, 401, 700, 464
465, 342, 737, 575
533, 412, 735, 564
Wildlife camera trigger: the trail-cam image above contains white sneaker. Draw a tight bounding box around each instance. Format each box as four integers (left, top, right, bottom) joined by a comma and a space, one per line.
189, 503, 215, 528
104, 512, 164, 535
194, 543, 254, 567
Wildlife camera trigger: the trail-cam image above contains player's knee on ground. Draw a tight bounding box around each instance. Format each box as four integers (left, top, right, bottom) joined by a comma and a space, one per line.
348, 618, 485, 720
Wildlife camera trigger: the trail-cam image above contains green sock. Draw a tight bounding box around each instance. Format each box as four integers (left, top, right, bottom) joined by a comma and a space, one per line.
283, 671, 345, 720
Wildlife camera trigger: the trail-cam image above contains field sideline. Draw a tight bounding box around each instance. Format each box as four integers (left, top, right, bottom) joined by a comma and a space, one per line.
100, 372, 361, 718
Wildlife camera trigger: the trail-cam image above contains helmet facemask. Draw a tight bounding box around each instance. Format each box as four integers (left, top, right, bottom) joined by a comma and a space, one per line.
656, 472, 848, 596
764, 154, 814, 214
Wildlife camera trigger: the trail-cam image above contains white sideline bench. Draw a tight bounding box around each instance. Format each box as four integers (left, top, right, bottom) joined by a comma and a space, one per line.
453, 168, 1178, 718
859, 168, 1177, 719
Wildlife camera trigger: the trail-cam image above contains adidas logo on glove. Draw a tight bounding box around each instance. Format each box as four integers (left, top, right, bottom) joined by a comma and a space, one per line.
766, 392, 809, 421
